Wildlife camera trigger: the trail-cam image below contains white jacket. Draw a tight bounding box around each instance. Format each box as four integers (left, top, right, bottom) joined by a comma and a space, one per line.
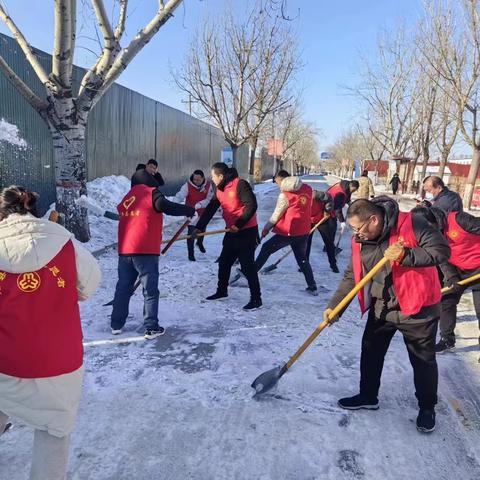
265, 176, 304, 229
172, 179, 214, 210
0, 213, 101, 437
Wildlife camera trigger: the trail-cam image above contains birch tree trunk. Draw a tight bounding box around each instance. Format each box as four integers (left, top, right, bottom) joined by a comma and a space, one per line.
50, 121, 90, 242
42, 97, 90, 241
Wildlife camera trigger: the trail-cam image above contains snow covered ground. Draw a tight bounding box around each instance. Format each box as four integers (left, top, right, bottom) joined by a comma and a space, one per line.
2, 175, 480, 479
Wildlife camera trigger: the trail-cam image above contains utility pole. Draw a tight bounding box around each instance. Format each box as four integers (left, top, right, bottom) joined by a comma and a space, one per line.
181, 93, 194, 116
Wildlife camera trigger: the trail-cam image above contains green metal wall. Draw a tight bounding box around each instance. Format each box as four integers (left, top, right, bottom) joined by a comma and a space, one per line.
0, 33, 248, 213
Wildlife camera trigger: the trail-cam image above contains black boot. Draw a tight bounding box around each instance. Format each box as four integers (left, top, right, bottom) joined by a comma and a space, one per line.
206, 291, 228, 301
197, 239, 206, 254
243, 298, 262, 311
416, 408, 435, 433
338, 394, 379, 410
187, 238, 196, 262
435, 338, 455, 354
305, 286, 318, 296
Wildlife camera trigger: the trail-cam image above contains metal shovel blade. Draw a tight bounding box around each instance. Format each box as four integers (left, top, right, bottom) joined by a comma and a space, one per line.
261, 263, 278, 274
251, 364, 287, 396
229, 272, 242, 286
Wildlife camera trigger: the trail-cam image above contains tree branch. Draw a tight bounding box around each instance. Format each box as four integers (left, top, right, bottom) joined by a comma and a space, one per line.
97, 0, 183, 100
52, 0, 76, 91
114, 0, 128, 40
0, 4, 54, 90
0, 54, 49, 112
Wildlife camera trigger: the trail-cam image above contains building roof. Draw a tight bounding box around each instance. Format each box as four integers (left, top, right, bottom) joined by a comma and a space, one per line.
426, 162, 480, 179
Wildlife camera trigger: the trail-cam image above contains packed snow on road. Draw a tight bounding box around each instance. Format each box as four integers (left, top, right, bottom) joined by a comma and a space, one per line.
2, 175, 479, 480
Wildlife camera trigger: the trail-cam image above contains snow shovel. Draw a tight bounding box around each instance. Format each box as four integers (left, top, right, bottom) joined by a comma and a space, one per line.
261, 216, 330, 274
161, 228, 229, 243
251, 255, 390, 396
334, 228, 344, 256
103, 219, 191, 307
441, 273, 480, 294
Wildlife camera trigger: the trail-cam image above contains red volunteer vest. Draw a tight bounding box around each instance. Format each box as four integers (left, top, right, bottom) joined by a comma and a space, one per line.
274, 183, 313, 236
118, 184, 163, 255
352, 212, 441, 316
0, 241, 82, 378
327, 183, 347, 218
216, 177, 258, 229
445, 212, 480, 270
186, 180, 211, 216
311, 198, 326, 224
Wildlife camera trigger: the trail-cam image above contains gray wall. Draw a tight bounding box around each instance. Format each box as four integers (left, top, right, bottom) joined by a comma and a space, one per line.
0, 33, 248, 213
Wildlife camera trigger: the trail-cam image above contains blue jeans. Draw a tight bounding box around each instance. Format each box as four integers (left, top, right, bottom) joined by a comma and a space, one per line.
111, 255, 160, 331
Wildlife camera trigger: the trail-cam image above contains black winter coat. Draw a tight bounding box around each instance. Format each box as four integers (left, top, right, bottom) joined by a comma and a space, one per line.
327, 196, 450, 323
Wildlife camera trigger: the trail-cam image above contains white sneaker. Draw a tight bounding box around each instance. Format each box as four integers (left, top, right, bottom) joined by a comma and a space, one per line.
111, 328, 122, 335
145, 327, 166, 340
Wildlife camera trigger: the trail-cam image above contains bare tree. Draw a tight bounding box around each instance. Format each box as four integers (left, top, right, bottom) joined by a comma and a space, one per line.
350, 28, 418, 160
279, 115, 321, 174
175, 5, 299, 168
415, 80, 438, 191
357, 124, 385, 183
329, 129, 367, 178
0, 0, 183, 240
432, 76, 460, 178
420, 0, 480, 208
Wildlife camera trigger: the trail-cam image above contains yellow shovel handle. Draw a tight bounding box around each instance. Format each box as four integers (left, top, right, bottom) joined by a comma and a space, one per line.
285, 255, 389, 370
441, 272, 480, 294
309, 215, 330, 234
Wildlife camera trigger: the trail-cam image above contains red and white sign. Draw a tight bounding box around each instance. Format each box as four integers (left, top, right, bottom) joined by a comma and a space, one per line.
268, 139, 283, 157
473, 187, 480, 208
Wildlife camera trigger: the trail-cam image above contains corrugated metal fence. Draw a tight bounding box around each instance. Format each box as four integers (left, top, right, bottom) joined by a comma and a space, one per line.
0, 33, 248, 213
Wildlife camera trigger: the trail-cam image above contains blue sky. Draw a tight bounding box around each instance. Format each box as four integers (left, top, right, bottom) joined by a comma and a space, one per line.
0, 0, 423, 149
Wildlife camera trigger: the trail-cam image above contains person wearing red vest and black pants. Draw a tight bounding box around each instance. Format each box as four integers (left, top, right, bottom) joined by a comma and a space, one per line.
0, 186, 101, 479
323, 197, 450, 433
324, 180, 359, 273
305, 190, 333, 261
111, 169, 195, 338
251, 170, 318, 295
172, 169, 213, 261
412, 206, 480, 353
193, 163, 262, 310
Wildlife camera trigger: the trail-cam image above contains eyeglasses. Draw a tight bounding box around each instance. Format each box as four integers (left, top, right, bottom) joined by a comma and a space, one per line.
349, 216, 373, 234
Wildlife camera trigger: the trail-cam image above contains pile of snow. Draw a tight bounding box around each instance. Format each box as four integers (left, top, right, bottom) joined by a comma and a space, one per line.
83, 175, 187, 251
0, 118, 28, 149
86, 175, 131, 213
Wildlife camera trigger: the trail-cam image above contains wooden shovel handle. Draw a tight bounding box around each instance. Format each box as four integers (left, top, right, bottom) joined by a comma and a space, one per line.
309, 215, 329, 235
161, 219, 190, 255
48, 210, 59, 223
441, 272, 480, 294
329, 256, 389, 318
285, 255, 389, 370
160, 228, 230, 244
271, 216, 330, 268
